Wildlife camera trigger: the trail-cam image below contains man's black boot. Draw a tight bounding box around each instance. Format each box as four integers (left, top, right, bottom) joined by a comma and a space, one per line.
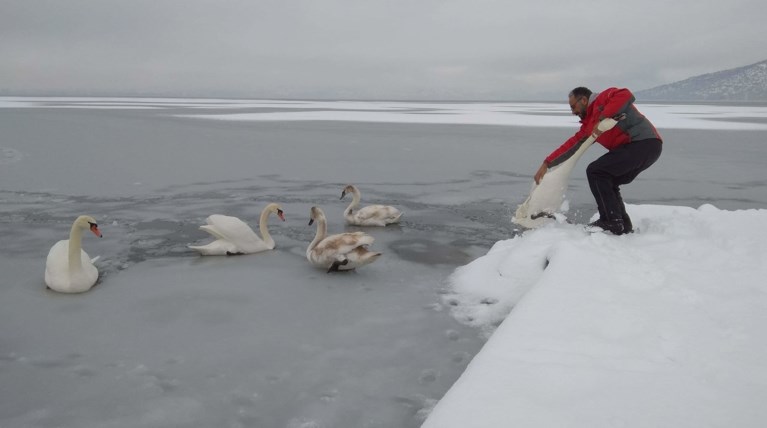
587, 218, 625, 235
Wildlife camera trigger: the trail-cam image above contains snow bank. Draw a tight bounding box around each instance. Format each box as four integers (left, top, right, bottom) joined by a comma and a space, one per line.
424, 204, 767, 427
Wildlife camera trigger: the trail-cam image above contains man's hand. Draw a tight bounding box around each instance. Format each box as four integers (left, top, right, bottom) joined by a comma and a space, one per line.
591, 117, 620, 138
591, 125, 604, 139
534, 162, 548, 184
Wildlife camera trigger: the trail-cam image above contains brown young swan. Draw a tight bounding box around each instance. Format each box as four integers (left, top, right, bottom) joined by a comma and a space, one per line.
306, 206, 382, 272
340, 184, 402, 226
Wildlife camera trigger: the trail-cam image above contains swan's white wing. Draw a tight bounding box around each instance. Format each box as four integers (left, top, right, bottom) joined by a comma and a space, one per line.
194, 214, 269, 254
203, 215, 265, 246
198, 225, 227, 241
78, 249, 99, 287
201, 215, 257, 240
45, 240, 70, 282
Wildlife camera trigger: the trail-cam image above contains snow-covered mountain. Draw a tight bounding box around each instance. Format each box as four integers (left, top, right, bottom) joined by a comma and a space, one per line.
637, 59, 767, 101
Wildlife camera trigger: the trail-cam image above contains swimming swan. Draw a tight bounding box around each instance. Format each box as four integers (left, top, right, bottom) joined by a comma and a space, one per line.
189, 203, 285, 256
45, 215, 103, 293
340, 184, 402, 226
307, 206, 381, 272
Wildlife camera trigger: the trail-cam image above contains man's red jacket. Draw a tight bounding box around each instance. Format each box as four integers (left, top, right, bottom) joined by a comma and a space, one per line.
544, 87, 662, 167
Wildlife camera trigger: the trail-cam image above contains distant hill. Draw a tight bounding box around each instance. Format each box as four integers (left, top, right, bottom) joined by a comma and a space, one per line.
637, 60, 767, 102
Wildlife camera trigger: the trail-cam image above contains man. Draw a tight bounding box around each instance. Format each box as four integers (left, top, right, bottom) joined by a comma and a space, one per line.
534, 87, 663, 235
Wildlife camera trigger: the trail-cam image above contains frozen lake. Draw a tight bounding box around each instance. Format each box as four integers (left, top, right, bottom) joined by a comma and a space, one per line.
1, 98, 766, 428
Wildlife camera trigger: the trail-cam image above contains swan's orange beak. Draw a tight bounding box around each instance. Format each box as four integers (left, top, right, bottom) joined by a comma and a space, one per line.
90, 223, 103, 238
277, 209, 286, 221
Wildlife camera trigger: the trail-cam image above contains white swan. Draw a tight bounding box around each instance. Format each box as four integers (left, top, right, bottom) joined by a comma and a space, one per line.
340, 184, 402, 226
307, 206, 382, 272
189, 203, 286, 256
513, 117, 620, 228
45, 215, 103, 293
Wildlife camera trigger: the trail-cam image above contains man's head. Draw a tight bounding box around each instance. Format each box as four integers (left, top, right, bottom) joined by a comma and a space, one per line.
568, 87, 592, 119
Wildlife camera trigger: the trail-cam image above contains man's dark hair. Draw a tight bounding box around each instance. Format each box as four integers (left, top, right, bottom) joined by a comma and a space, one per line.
569, 87, 592, 99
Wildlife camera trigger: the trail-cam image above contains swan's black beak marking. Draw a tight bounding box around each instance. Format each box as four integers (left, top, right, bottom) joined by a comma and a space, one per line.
308, 218, 315, 226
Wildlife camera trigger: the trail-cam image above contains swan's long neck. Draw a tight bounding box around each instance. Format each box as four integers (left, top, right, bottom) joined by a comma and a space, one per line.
258, 208, 275, 248
68, 222, 84, 274
345, 188, 361, 215
308, 215, 327, 254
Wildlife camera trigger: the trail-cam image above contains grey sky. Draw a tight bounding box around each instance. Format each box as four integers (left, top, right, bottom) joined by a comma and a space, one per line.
1, 0, 765, 100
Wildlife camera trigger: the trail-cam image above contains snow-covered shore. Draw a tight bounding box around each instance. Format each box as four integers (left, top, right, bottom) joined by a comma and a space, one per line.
423, 204, 767, 427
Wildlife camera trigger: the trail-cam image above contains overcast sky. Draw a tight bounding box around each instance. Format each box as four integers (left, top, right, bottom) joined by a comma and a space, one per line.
1, 0, 765, 100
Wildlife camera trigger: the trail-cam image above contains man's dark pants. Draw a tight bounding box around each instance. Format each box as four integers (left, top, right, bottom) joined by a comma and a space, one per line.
586, 138, 663, 225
